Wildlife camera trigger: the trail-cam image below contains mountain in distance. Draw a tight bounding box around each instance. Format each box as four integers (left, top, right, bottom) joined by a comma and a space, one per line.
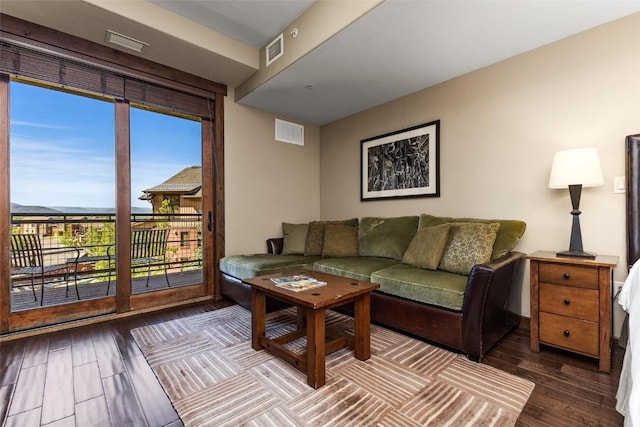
11, 203, 152, 214
10, 203, 63, 214
48, 206, 152, 214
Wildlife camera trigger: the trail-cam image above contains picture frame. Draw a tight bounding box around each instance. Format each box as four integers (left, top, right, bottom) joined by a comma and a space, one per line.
361, 120, 440, 201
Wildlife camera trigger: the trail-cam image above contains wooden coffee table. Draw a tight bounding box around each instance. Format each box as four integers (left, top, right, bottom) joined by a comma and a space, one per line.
244, 270, 379, 389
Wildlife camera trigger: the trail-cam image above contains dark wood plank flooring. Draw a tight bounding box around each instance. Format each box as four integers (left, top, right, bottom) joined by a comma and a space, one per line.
0, 302, 625, 426
484, 321, 624, 426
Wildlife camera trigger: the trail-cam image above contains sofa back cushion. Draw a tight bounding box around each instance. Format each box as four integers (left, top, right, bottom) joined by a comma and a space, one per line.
359, 216, 419, 260
438, 222, 500, 275
304, 218, 359, 256
418, 214, 526, 260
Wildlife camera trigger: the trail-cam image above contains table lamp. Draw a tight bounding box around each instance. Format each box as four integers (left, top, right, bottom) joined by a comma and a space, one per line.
548, 147, 603, 259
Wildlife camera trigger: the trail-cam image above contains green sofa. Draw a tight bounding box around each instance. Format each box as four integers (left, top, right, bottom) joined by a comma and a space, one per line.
219, 214, 526, 361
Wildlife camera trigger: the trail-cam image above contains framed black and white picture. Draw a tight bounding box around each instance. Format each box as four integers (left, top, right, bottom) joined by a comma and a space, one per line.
361, 120, 440, 201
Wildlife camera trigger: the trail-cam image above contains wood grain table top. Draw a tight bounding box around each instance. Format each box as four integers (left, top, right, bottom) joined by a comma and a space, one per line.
243, 269, 379, 309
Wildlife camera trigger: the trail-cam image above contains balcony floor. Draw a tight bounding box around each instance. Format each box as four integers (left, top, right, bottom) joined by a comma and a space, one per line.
11, 270, 203, 312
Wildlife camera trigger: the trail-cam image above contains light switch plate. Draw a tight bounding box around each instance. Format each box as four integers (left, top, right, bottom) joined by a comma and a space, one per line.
614, 281, 624, 299
614, 176, 626, 194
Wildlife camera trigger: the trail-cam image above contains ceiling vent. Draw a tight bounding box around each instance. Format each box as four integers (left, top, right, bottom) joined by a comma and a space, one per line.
105, 30, 148, 53
275, 119, 304, 146
265, 33, 284, 67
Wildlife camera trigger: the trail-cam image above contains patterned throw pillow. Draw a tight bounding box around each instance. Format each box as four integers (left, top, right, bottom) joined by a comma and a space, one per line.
402, 224, 452, 270
304, 221, 325, 256
439, 222, 500, 275
282, 223, 308, 255
322, 224, 359, 257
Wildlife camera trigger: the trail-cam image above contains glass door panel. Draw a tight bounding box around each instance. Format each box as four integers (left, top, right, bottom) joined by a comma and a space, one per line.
129, 106, 203, 295
9, 80, 116, 311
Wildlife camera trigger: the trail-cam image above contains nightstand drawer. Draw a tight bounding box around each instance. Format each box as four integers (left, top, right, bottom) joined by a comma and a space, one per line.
539, 283, 598, 321
539, 312, 598, 356
538, 263, 598, 289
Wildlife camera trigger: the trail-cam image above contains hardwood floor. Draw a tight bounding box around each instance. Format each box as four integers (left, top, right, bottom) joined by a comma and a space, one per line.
485, 321, 624, 427
0, 302, 625, 426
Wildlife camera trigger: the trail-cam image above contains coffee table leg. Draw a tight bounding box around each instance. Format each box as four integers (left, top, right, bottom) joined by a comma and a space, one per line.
354, 293, 371, 361
251, 288, 266, 350
306, 307, 325, 389
296, 306, 306, 330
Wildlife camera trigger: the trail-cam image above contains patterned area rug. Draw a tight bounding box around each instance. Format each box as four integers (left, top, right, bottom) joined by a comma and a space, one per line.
131, 305, 534, 426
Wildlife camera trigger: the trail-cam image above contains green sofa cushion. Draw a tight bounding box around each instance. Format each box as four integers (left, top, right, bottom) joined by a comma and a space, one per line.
402, 224, 452, 270
282, 223, 308, 255
418, 214, 526, 260
219, 254, 323, 279
322, 224, 359, 257
370, 263, 469, 311
439, 222, 500, 275
313, 257, 400, 281
305, 218, 359, 256
359, 216, 419, 260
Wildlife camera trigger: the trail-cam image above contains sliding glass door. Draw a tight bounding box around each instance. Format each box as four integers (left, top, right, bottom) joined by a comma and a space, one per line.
4, 78, 215, 331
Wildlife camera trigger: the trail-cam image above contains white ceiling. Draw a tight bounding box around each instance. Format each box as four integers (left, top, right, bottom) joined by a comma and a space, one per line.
155, 0, 640, 125
149, 0, 315, 49
3, 1, 640, 126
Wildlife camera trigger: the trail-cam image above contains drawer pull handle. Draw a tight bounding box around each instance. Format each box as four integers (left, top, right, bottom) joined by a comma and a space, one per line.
563, 273, 571, 279
563, 298, 571, 305
563, 330, 571, 337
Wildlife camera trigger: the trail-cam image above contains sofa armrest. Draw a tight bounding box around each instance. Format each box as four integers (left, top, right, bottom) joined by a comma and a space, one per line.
461, 251, 526, 360
267, 238, 284, 255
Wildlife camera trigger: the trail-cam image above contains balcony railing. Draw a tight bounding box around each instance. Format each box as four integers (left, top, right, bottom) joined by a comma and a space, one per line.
10, 212, 203, 310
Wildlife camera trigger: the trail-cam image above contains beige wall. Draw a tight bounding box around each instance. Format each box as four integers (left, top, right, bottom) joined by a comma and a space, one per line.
319, 13, 640, 334
224, 88, 321, 255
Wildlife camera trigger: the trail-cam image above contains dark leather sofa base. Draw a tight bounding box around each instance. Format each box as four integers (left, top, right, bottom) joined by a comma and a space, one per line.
220, 270, 520, 361
220, 272, 290, 312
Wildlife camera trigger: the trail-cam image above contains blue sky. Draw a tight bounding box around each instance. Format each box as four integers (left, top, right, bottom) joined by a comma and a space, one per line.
10, 81, 201, 208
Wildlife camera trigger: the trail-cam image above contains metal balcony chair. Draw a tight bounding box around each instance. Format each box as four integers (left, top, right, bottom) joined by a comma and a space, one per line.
105, 228, 171, 295
10, 233, 80, 306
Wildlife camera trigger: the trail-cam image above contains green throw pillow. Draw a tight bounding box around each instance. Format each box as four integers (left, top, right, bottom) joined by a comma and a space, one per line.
439, 222, 500, 275
359, 216, 419, 260
402, 224, 452, 270
322, 224, 359, 257
282, 223, 308, 255
304, 218, 358, 256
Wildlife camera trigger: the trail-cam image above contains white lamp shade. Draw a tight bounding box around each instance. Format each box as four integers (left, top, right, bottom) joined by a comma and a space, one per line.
548, 147, 604, 188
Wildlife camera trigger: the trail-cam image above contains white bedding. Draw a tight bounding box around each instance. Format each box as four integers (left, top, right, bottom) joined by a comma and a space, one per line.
617, 260, 640, 426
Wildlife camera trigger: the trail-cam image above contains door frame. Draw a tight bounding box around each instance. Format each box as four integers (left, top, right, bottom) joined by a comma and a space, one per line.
0, 16, 226, 334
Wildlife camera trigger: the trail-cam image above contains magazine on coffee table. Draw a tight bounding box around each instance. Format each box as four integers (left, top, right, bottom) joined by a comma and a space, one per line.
271, 275, 327, 292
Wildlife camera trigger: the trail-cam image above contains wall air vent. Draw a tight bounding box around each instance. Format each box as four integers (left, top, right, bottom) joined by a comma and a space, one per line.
265, 33, 284, 67
275, 119, 304, 146
105, 30, 148, 53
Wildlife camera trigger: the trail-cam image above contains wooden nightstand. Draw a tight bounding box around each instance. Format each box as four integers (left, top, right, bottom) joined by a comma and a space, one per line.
528, 250, 618, 373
